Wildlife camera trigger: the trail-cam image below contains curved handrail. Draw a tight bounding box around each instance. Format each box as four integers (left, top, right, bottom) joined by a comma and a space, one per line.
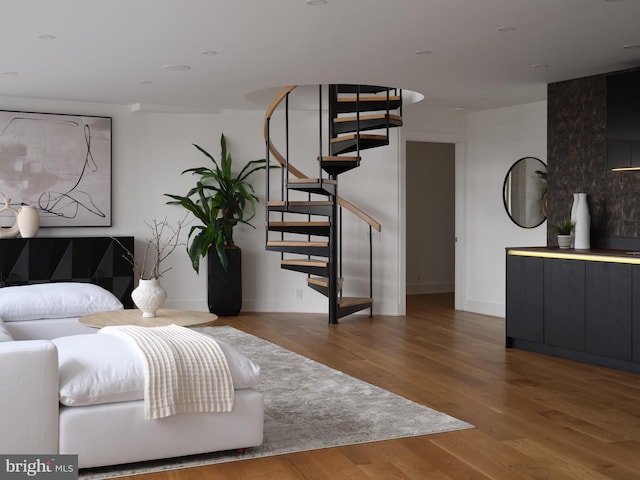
264, 85, 382, 232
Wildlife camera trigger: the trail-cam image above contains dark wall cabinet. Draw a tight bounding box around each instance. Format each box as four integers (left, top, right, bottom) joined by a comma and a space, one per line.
606, 69, 640, 170
506, 251, 640, 374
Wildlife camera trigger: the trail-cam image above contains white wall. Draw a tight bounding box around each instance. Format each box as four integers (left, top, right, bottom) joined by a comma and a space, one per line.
463, 101, 547, 317
0, 95, 404, 315
1, 94, 547, 319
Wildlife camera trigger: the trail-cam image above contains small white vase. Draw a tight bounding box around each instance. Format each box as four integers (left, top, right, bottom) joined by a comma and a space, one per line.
17, 205, 40, 238
131, 278, 167, 318
573, 192, 590, 250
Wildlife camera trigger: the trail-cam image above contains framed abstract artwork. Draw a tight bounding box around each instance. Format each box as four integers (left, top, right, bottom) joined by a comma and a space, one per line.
0, 110, 112, 227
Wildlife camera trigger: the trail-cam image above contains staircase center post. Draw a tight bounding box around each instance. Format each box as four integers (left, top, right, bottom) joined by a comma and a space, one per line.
329, 176, 339, 325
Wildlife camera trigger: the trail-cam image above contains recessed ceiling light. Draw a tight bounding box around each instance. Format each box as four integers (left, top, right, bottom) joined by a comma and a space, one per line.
201, 50, 219, 56
306, 0, 327, 5
415, 50, 433, 55
532, 64, 549, 69
140, 81, 153, 86
496, 26, 517, 33
454, 106, 467, 111
37, 34, 56, 40
3, 71, 18, 76
161, 64, 192, 71
622, 44, 640, 50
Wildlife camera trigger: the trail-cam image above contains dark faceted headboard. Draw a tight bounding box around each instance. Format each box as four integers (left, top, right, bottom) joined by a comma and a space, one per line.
0, 236, 135, 308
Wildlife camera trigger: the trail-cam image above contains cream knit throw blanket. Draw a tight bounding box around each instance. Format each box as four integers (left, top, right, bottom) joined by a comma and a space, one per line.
100, 324, 234, 420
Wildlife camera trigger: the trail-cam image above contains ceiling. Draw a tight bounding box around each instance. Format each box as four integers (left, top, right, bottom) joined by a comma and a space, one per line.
2, 0, 640, 114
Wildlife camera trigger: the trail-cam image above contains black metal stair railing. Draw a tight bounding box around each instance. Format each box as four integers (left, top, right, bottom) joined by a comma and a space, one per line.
264, 84, 386, 323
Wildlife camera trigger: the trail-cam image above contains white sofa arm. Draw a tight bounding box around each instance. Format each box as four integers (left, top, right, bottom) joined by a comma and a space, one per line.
0, 340, 59, 454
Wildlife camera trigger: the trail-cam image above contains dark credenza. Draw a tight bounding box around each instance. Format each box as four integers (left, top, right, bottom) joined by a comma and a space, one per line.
506, 247, 640, 374
0, 236, 134, 308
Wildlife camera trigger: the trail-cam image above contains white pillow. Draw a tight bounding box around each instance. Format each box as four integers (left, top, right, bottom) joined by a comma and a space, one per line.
214, 337, 262, 389
53, 333, 260, 407
0, 318, 13, 342
0, 282, 123, 322
54, 334, 143, 406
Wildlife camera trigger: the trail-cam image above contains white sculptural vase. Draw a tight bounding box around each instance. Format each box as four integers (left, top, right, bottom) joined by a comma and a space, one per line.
573, 192, 590, 250
570, 192, 580, 248
0, 197, 20, 239
131, 278, 167, 318
17, 205, 40, 238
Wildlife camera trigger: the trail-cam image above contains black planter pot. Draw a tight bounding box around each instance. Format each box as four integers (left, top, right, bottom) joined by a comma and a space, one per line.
207, 246, 242, 316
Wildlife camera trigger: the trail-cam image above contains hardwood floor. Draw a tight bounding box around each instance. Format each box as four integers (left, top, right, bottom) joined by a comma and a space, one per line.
115, 294, 640, 479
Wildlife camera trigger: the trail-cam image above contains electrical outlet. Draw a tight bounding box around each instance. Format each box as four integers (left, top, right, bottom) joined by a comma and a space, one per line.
295, 288, 303, 299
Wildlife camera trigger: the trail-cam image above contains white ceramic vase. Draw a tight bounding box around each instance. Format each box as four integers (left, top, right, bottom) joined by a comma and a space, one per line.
17, 205, 40, 238
573, 192, 590, 250
131, 278, 167, 318
570, 192, 580, 247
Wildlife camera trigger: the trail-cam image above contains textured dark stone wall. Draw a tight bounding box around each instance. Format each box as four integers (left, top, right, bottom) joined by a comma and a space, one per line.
547, 71, 640, 248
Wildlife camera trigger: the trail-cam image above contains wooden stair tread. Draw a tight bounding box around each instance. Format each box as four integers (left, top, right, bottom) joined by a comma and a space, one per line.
338, 297, 373, 308
330, 133, 388, 144
281, 259, 328, 267
268, 201, 333, 206
336, 85, 394, 94
334, 113, 402, 123
307, 277, 343, 288
319, 156, 360, 162
337, 95, 401, 103
288, 178, 337, 185
267, 240, 328, 247
268, 221, 330, 227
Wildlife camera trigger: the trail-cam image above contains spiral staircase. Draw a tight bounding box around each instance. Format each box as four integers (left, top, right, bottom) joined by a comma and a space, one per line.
264, 85, 403, 324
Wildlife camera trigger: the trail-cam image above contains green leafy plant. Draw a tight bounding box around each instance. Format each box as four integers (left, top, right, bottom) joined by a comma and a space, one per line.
165, 133, 272, 273
553, 218, 575, 235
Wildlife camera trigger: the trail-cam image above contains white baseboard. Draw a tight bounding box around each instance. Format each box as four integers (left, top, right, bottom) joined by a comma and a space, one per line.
165, 298, 401, 316
406, 282, 454, 295
164, 299, 209, 311
464, 299, 505, 318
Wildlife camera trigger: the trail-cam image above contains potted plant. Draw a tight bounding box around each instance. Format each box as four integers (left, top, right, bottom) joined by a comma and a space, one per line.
165, 133, 271, 316
553, 218, 575, 249
114, 217, 184, 317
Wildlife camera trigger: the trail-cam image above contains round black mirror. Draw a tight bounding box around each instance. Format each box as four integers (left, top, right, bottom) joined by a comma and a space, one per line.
503, 157, 547, 228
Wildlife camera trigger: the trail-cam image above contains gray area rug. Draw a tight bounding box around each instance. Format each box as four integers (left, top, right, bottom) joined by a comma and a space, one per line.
80, 326, 473, 479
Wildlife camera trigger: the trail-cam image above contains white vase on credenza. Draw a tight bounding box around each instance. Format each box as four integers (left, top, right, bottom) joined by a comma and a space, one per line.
572, 192, 590, 250
17, 205, 40, 238
570, 193, 579, 247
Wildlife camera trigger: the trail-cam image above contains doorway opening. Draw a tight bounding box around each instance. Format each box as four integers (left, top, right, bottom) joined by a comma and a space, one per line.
405, 141, 455, 309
